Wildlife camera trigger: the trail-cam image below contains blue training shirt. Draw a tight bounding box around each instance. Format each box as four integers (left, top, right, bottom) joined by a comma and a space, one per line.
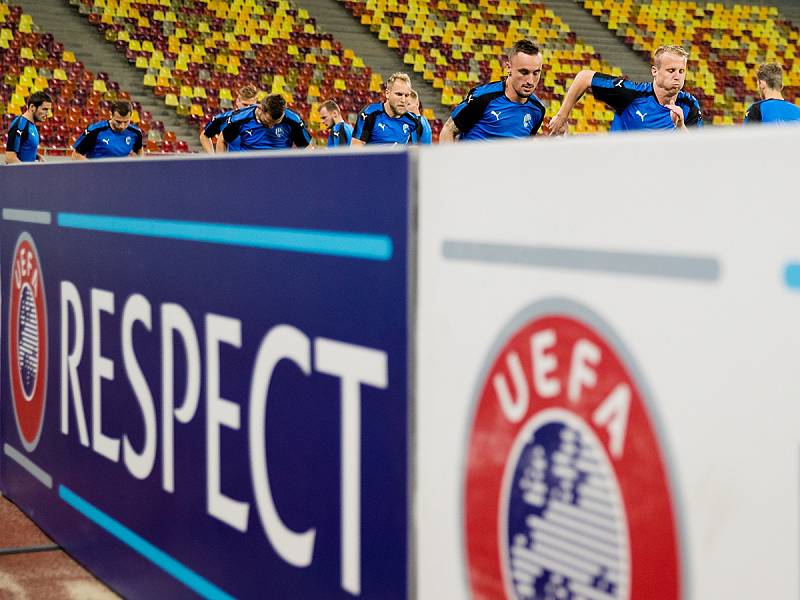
327, 121, 353, 147
591, 73, 703, 130
419, 115, 433, 144
744, 98, 800, 124
450, 80, 546, 141
221, 105, 311, 151
73, 120, 143, 159
6, 115, 40, 162
353, 102, 422, 145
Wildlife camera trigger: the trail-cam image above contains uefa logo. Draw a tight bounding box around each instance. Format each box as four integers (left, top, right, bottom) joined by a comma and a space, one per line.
465, 300, 680, 600
8, 233, 48, 452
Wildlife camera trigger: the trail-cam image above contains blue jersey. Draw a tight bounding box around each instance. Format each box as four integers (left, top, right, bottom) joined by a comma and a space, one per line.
591, 73, 702, 130
73, 120, 143, 159
353, 103, 422, 145
327, 121, 353, 147
450, 80, 546, 141
6, 115, 40, 162
744, 98, 800, 124
419, 115, 433, 144
222, 106, 311, 151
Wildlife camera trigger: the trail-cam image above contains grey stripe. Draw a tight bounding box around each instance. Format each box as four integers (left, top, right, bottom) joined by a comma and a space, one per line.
3, 444, 52, 489
2, 209, 52, 225
443, 241, 720, 282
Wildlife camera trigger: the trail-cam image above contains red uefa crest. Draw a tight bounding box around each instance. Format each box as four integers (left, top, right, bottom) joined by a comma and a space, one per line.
465, 301, 681, 600
8, 233, 48, 452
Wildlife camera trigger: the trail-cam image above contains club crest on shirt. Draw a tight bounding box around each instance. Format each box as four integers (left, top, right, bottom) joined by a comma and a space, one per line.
524, 114, 532, 128
464, 300, 681, 600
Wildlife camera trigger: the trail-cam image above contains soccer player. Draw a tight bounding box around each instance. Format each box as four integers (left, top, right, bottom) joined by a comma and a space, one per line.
351, 72, 423, 145
548, 45, 702, 134
199, 85, 258, 153
319, 100, 353, 147
71, 101, 143, 160
744, 63, 800, 124
439, 39, 546, 142
217, 93, 311, 153
5, 91, 52, 164
408, 90, 433, 144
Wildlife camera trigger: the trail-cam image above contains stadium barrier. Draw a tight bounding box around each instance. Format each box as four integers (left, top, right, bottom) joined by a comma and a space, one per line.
1, 127, 799, 599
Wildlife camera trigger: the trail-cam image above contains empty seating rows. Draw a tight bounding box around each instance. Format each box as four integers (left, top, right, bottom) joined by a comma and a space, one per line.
0, 2, 187, 154
71, 0, 434, 143
341, 0, 622, 133
582, 0, 800, 124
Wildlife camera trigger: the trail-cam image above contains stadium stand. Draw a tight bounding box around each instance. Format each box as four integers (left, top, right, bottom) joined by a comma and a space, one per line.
69, 0, 395, 143
339, 0, 624, 133
0, 1, 187, 155
579, 0, 800, 124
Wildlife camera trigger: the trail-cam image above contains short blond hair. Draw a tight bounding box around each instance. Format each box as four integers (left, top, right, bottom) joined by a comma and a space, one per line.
238, 85, 258, 101
385, 72, 411, 90
757, 63, 783, 90
653, 45, 689, 67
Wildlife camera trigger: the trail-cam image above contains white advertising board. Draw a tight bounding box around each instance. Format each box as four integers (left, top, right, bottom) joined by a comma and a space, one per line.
416, 127, 800, 600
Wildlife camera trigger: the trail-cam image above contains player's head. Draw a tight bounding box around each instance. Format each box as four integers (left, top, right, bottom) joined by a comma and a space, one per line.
109, 100, 133, 133
652, 45, 689, 94
755, 63, 784, 99
236, 85, 258, 109
504, 39, 543, 102
260, 94, 286, 126
26, 91, 52, 123
319, 99, 342, 129
407, 90, 422, 116
384, 72, 413, 117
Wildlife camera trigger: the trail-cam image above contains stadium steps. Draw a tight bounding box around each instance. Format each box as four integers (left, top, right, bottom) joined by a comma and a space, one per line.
289, 0, 449, 119
13, 0, 201, 151
541, 0, 652, 81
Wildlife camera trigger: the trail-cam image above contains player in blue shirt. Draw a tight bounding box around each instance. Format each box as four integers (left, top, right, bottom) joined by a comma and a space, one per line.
549, 45, 702, 134
319, 99, 353, 147
351, 72, 423, 146
408, 90, 433, 144
217, 93, 311, 153
5, 91, 52, 164
199, 85, 258, 153
744, 63, 800, 125
72, 101, 143, 160
440, 39, 546, 142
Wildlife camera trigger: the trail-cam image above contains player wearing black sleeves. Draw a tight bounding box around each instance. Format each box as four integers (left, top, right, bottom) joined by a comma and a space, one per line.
440, 39, 546, 142
352, 73, 423, 146
72, 101, 143, 160
217, 93, 311, 152
199, 85, 258, 153
744, 63, 800, 125
549, 45, 702, 134
5, 91, 52, 164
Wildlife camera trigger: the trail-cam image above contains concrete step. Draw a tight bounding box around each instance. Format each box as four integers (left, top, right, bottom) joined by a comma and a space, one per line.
13, 0, 202, 151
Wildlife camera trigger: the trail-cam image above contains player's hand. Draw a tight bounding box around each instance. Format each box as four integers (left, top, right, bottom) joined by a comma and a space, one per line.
547, 113, 569, 136
665, 104, 686, 130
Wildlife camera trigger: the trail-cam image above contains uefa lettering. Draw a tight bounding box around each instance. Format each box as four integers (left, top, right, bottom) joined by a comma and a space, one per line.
465, 302, 681, 600
8, 232, 49, 452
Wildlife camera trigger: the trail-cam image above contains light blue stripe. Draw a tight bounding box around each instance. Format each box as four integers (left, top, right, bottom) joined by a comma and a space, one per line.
787, 264, 800, 289
58, 486, 236, 600
57, 213, 393, 261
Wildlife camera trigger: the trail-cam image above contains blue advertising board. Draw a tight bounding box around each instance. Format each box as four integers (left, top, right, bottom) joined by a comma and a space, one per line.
0, 150, 410, 599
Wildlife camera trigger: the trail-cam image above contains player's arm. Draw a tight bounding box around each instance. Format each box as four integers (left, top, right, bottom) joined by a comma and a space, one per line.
72, 126, 100, 160
217, 116, 241, 153
439, 117, 460, 143
350, 108, 374, 146
548, 70, 595, 136
290, 118, 313, 150
215, 135, 228, 153
199, 131, 214, 153
744, 103, 761, 124
132, 130, 144, 157
5, 121, 24, 164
